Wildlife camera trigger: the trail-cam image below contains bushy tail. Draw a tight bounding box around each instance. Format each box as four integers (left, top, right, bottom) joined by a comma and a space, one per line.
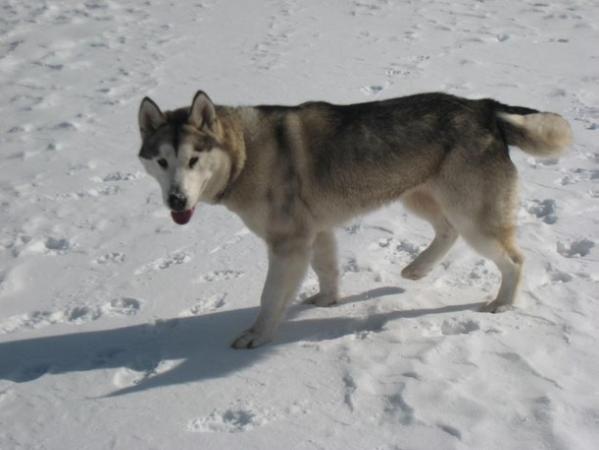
495, 103, 573, 158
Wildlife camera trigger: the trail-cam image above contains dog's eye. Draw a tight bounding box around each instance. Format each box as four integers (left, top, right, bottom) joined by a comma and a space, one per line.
157, 158, 168, 169
189, 157, 199, 169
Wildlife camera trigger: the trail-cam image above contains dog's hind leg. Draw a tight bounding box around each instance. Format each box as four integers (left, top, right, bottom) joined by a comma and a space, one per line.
304, 230, 340, 307
400, 189, 458, 280
482, 236, 522, 313
434, 145, 523, 312
456, 224, 523, 313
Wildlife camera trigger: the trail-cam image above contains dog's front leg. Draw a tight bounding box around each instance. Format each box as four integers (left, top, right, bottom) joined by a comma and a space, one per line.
232, 238, 311, 349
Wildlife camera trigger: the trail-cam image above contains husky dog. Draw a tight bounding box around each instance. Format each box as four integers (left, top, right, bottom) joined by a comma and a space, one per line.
137, 91, 572, 348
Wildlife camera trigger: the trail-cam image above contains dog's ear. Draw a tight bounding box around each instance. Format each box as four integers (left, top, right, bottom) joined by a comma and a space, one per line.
138, 97, 165, 139
188, 91, 216, 130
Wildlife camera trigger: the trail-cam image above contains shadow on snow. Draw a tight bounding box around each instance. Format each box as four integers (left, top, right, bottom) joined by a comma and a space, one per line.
0, 287, 480, 396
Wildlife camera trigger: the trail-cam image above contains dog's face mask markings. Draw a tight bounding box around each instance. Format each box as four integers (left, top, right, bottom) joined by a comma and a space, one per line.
137, 92, 231, 225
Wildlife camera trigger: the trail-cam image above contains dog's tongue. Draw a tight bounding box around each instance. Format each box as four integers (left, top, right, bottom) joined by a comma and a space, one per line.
170, 208, 195, 225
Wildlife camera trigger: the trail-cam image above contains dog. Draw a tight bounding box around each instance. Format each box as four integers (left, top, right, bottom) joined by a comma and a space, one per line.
137, 91, 572, 348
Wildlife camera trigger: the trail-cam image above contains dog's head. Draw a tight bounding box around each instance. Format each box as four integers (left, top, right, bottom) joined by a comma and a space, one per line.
137, 91, 232, 225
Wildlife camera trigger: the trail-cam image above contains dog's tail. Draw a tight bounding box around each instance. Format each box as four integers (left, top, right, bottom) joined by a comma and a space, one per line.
493, 102, 572, 158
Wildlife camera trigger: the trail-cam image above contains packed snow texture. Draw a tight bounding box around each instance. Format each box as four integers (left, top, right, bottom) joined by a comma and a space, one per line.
1, 1, 598, 449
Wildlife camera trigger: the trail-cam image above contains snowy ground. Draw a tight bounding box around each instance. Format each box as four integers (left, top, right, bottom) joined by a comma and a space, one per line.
1, 0, 599, 449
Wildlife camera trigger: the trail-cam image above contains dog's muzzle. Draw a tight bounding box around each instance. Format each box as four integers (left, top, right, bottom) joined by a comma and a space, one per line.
168, 190, 188, 211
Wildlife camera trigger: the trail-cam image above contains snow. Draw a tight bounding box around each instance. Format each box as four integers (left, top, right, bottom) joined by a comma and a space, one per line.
1, 0, 598, 449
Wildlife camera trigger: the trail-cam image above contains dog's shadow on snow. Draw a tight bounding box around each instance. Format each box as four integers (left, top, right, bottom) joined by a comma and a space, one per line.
0, 287, 480, 397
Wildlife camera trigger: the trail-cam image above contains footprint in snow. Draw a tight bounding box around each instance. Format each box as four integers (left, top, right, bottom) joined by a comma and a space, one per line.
43, 237, 71, 253
187, 407, 270, 433
558, 168, 599, 186
87, 185, 121, 197
557, 239, 595, 258
0, 298, 142, 334
135, 251, 192, 275
545, 263, 573, 283
100, 171, 143, 182
375, 237, 423, 266
343, 222, 362, 235
438, 423, 462, 439
525, 199, 558, 224
104, 297, 142, 316
350, 0, 391, 17
395, 240, 421, 257
195, 270, 244, 284
342, 372, 357, 412
112, 358, 180, 389
13, 236, 77, 257
382, 384, 415, 425
441, 318, 481, 335
179, 293, 227, 316
93, 251, 126, 264
361, 85, 386, 96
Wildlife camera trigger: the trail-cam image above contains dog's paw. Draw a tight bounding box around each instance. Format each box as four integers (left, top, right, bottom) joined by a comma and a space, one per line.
231, 329, 273, 349
401, 264, 430, 280
303, 292, 338, 307
479, 301, 513, 313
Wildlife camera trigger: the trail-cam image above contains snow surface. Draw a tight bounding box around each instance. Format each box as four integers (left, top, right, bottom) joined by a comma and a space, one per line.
1, 0, 599, 449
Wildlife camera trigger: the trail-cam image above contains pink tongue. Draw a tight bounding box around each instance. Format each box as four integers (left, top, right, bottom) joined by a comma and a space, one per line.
170, 208, 195, 225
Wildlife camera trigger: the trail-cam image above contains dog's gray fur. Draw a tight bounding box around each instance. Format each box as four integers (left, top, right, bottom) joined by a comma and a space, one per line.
137, 91, 572, 348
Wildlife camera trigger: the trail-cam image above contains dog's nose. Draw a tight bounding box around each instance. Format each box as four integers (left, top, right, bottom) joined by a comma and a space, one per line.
168, 191, 187, 211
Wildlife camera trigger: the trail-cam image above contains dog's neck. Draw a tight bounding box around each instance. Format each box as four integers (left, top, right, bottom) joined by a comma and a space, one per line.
216, 106, 272, 213
211, 106, 249, 204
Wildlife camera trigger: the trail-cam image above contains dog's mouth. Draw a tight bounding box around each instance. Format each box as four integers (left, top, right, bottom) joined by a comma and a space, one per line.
170, 208, 195, 225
